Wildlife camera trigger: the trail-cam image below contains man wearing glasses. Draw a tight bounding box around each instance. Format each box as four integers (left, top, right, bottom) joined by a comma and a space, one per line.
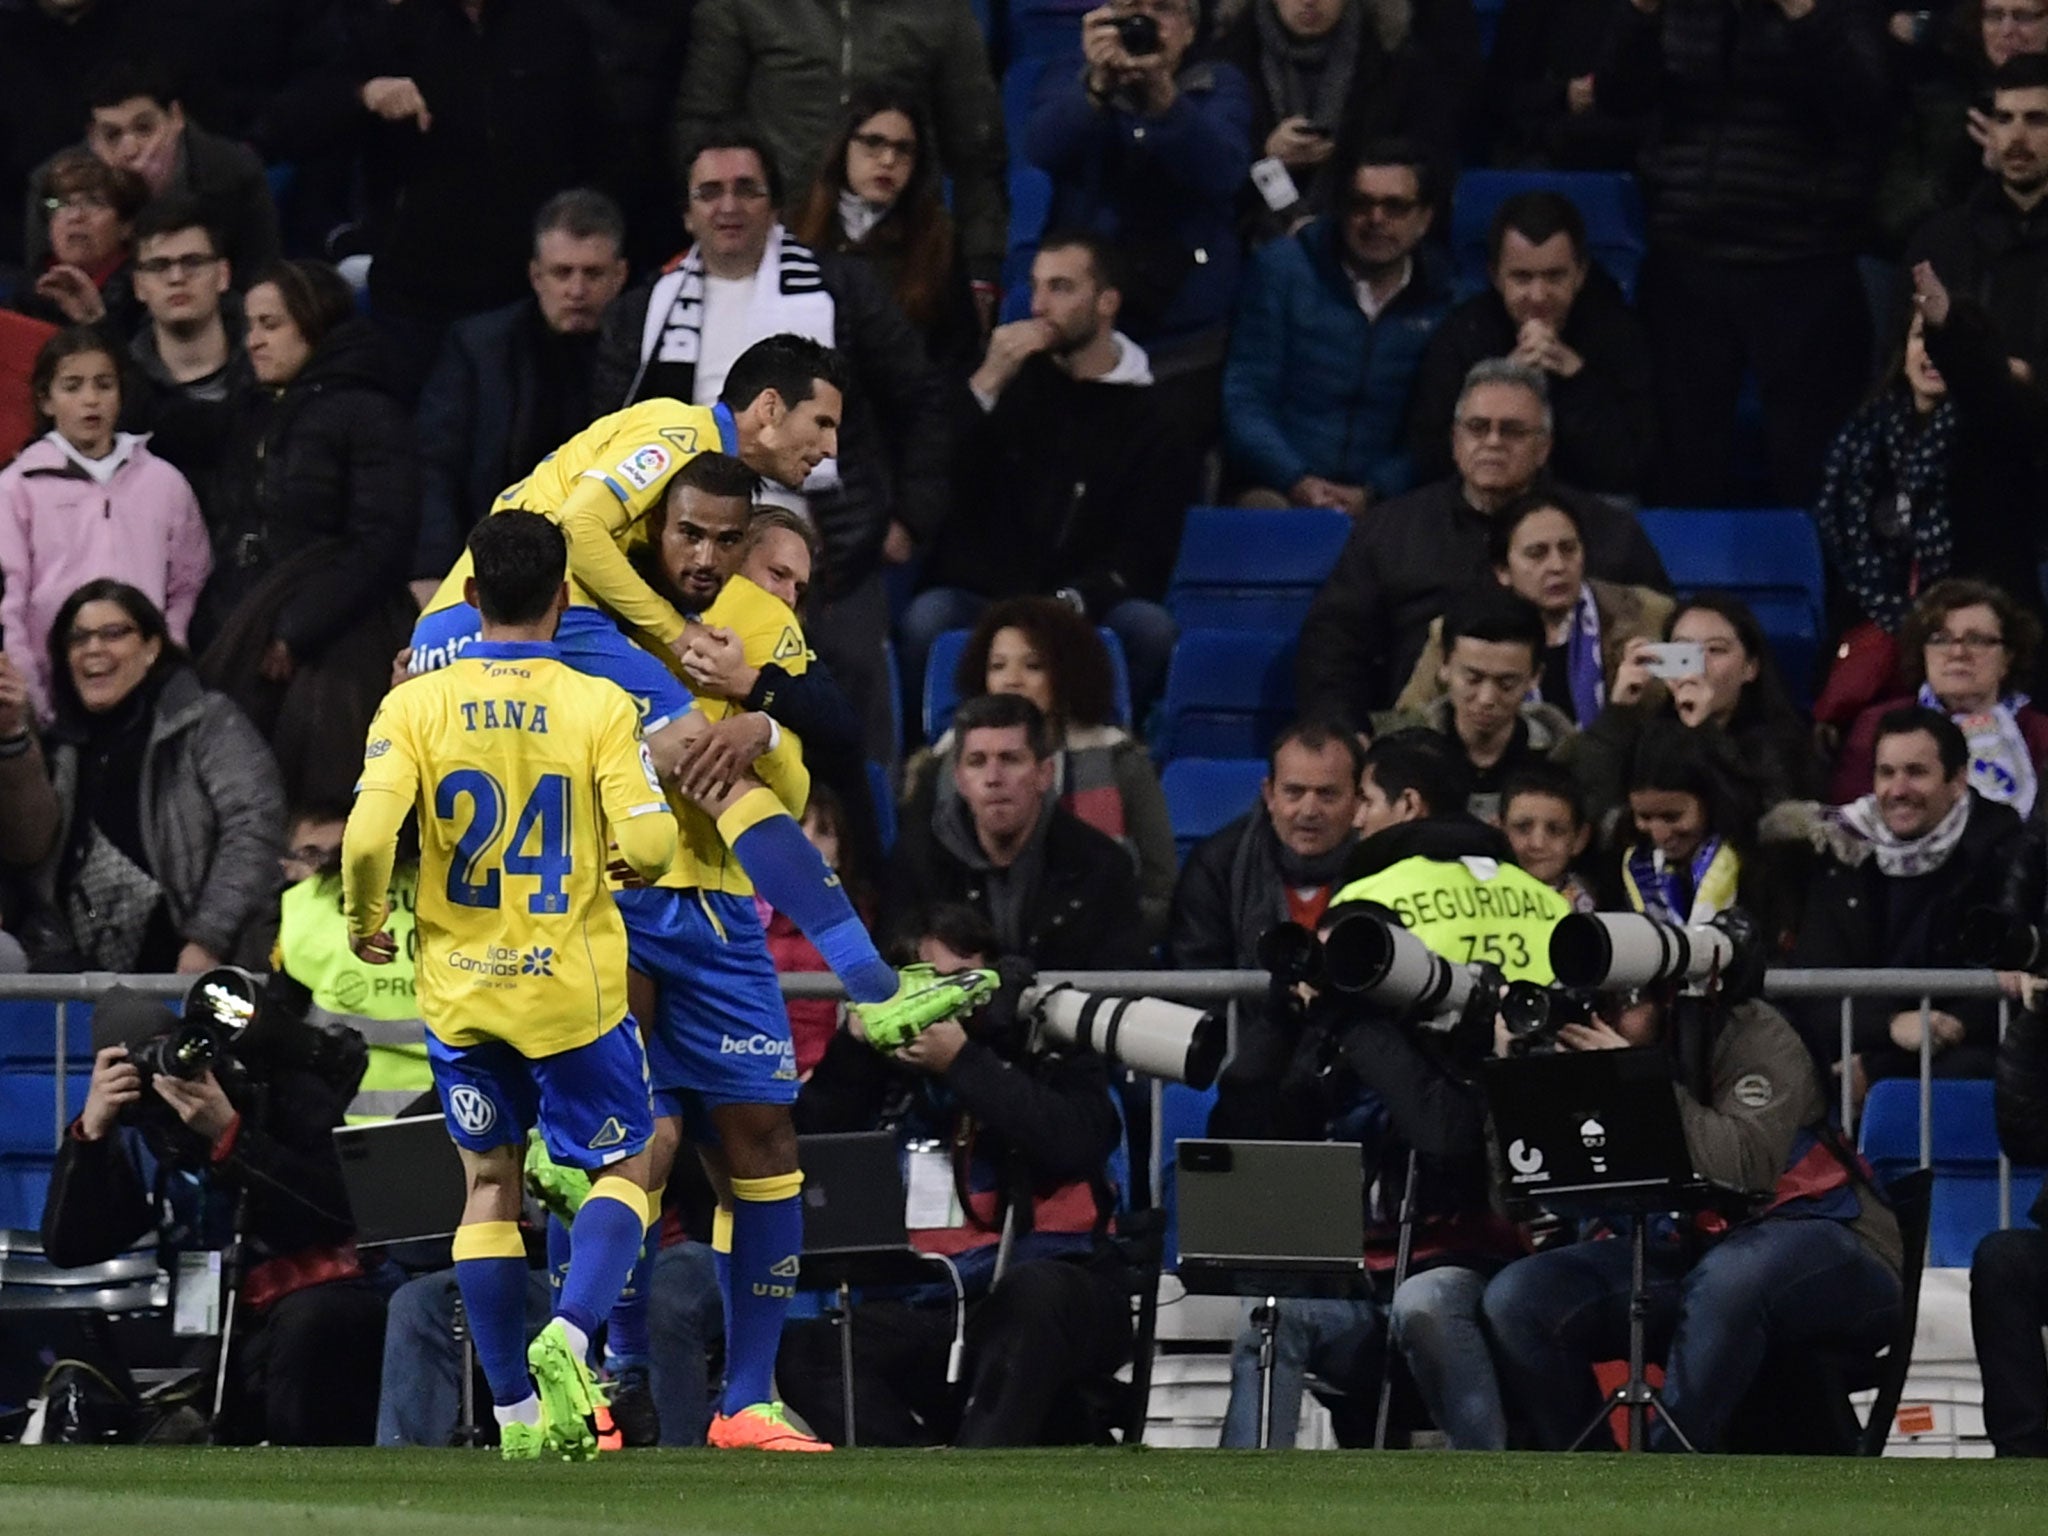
1297, 358, 1668, 728
1223, 137, 1452, 518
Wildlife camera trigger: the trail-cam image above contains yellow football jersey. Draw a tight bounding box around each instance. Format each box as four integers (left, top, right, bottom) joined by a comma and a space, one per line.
343, 642, 678, 1057
421, 399, 735, 646
651, 574, 817, 897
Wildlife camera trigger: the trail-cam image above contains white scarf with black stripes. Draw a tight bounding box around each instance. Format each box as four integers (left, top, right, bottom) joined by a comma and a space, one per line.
626, 223, 838, 405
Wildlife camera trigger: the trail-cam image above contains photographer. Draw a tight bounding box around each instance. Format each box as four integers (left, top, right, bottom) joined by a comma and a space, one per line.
1971, 983, 2048, 1457
1480, 950, 1904, 1452
776, 906, 1134, 1447
1218, 731, 1573, 1449
40, 984, 387, 1445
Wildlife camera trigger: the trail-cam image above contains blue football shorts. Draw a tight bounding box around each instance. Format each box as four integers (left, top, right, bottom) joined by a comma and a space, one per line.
410, 601, 693, 734
427, 1018, 654, 1170
615, 886, 798, 1136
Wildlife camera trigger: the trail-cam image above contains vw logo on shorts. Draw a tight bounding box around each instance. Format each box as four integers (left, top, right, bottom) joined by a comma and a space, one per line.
448, 1085, 497, 1137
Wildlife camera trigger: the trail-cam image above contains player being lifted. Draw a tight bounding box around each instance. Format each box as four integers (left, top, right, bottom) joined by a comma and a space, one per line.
343, 513, 678, 1461
407, 335, 980, 1044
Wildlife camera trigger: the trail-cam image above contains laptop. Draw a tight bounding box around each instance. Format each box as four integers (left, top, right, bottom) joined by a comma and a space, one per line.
795, 1131, 954, 1291
1482, 1047, 1698, 1214
332, 1115, 468, 1246
1173, 1139, 1367, 1298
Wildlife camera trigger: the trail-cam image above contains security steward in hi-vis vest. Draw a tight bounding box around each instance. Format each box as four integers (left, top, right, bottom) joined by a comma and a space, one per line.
275, 865, 429, 1122
1330, 820, 1570, 983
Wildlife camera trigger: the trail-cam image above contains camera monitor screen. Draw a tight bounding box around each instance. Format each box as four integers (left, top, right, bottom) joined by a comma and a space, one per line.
332, 1115, 468, 1246
1482, 1048, 1695, 1213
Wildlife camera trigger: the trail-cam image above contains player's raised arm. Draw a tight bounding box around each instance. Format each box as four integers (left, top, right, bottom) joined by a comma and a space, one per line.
342, 705, 419, 951
596, 697, 680, 884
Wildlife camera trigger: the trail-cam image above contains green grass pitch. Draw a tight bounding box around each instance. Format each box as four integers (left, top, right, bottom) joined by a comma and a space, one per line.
3, 1448, 2047, 1536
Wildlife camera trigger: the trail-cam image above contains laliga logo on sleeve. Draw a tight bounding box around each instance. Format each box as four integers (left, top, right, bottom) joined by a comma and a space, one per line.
448, 1086, 497, 1138
1507, 1139, 1546, 1182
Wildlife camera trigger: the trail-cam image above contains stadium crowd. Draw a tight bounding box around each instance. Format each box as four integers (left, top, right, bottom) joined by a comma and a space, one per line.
0, 0, 2047, 1460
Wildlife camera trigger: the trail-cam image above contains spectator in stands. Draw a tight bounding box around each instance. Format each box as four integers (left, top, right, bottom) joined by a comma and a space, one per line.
1484, 0, 1647, 169
1831, 580, 2048, 814
1215, 0, 1462, 232
1788, 706, 2021, 1086
780, 903, 1135, 1447
20, 61, 279, 285
1295, 358, 1668, 725
196, 259, 418, 810
1972, 987, 2048, 1456
410, 188, 629, 598
14, 580, 283, 973
592, 128, 951, 761
673, 0, 1007, 324
1223, 136, 1451, 513
1878, 0, 2048, 250
1499, 761, 1596, 911
1908, 55, 2048, 375
11, 151, 146, 332
0, 327, 211, 719
1170, 718, 1363, 1136
1027, 1, 1255, 384
1600, 0, 1893, 506
1384, 586, 1573, 824
882, 694, 1149, 969
122, 197, 253, 479
1566, 591, 1816, 836
910, 232, 1198, 718
789, 88, 982, 374
903, 598, 1177, 946
259, 0, 601, 382
1396, 494, 1675, 727
1600, 717, 1804, 950
1812, 263, 2048, 734
1407, 192, 1657, 497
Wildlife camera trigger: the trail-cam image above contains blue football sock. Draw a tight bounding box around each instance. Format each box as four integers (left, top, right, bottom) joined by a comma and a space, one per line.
452, 1222, 534, 1407
605, 1229, 658, 1370
555, 1176, 649, 1345
724, 1173, 803, 1414
712, 1202, 734, 1394
545, 1214, 572, 1303
719, 790, 896, 1003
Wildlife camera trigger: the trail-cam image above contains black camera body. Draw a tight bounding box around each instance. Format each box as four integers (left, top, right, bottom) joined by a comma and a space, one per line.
1111, 11, 1161, 55
129, 1018, 228, 1084
1498, 981, 1595, 1056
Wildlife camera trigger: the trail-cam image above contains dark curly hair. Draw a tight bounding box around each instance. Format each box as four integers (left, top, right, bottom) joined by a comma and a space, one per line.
1899, 577, 2040, 695
953, 597, 1117, 732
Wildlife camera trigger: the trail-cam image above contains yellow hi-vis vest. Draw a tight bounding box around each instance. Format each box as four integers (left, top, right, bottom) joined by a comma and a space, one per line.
1330, 853, 1571, 983
276, 868, 430, 1122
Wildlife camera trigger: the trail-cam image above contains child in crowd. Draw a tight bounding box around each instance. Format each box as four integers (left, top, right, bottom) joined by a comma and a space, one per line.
0, 326, 209, 718
1499, 763, 1595, 913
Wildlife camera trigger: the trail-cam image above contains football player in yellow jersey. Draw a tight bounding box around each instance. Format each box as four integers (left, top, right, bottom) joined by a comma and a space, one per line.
342, 513, 678, 1463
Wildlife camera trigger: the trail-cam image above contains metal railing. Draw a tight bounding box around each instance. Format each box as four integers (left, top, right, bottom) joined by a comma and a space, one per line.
0, 967, 2026, 1230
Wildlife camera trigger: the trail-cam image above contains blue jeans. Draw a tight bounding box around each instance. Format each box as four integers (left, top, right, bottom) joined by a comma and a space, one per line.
1482, 1220, 1900, 1451
1218, 1265, 1506, 1450
897, 587, 1178, 731
374, 1243, 725, 1447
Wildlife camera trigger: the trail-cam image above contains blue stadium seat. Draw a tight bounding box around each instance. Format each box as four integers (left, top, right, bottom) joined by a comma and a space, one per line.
1001, 58, 1057, 313
1449, 170, 1647, 301
1155, 629, 1298, 763
1636, 508, 1826, 703
866, 760, 898, 856
921, 625, 1132, 742
1161, 757, 1268, 862
1165, 506, 1351, 632
1156, 1079, 1220, 1272
1859, 1079, 2046, 1267
1007, 0, 1092, 61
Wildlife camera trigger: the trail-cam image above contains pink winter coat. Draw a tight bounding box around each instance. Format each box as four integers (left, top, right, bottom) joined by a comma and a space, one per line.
0, 432, 211, 719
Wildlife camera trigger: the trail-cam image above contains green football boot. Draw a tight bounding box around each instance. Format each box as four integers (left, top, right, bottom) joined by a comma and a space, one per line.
852, 965, 999, 1052
527, 1318, 605, 1462
524, 1135, 591, 1224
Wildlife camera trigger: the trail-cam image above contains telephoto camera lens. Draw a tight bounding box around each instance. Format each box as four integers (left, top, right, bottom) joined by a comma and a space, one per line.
1320, 910, 1477, 1018
129, 1022, 221, 1082
1548, 912, 1735, 992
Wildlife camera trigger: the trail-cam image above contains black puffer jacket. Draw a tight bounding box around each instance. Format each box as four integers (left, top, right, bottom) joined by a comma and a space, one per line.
1994, 1008, 2048, 1222
199, 319, 418, 659
1597, 0, 1895, 262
